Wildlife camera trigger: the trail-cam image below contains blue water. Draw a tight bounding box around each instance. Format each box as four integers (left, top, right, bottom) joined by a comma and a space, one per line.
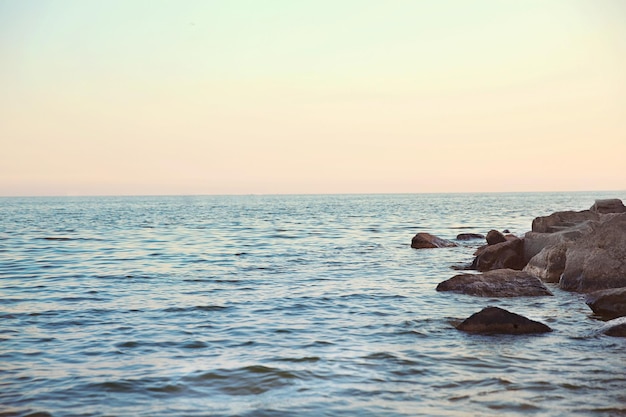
1, 192, 625, 417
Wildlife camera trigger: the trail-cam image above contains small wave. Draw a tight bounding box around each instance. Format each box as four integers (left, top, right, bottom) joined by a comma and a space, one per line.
163, 305, 230, 313
184, 365, 305, 396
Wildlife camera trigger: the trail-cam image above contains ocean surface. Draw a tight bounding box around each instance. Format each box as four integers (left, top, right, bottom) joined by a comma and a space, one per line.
1, 192, 625, 417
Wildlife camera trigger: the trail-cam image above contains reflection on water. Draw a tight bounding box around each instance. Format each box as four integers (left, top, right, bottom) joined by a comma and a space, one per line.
1, 192, 625, 416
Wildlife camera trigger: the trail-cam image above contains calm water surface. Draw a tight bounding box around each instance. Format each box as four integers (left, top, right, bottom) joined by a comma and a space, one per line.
1, 192, 625, 416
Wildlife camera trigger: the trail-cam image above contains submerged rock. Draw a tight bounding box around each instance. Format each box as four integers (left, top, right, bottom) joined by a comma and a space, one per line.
456, 307, 552, 334
471, 237, 525, 271
599, 317, 626, 337
585, 287, 626, 320
456, 233, 485, 241
436, 269, 553, 297
411, 232, 457, 249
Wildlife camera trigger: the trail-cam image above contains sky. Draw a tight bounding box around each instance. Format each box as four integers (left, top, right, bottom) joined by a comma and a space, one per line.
1, 0, 625, 196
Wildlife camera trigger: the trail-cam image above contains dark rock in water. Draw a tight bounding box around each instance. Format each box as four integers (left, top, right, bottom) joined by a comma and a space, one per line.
411, 232, 457, 249
585, 287, 626, 320
502, 229, 510, 234
560, 212, 626, 292
436, 269, 553, 297
456, 233, 485, 241
486, 229, 506, 245
599, 317, 626, 337
471, 237, 525, 271
590, 199, 626, 214
523, 243, 567, 283
457, 307, 552, 334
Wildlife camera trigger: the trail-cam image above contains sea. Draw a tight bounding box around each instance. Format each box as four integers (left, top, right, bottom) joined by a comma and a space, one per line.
1, 191, 625, 417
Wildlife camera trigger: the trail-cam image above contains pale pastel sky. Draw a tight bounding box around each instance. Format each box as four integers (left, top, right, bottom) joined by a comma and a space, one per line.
1, 0, 625, 196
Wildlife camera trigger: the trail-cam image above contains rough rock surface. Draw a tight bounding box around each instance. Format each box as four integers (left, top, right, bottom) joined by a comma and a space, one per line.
585, 287, 626, 320
531, 210, 598, 234
523, 243, 567, 283
456, 307, 552, 334
471, 237, 525, 271
411, 233, 457, 249
486, 230, 507, 245
590, 199, 626, 214
559, 213, 626, 292
436, 269, 553, 297
523, 222, 594, 263
456, 233, 485, 241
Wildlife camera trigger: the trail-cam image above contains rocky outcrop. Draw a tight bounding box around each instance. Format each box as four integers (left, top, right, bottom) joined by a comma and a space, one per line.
456, 307, 552, 334
486, 230, 506, 245
585, 288, 626, 319
559, 213, 626, 292
456, 233, 485, 241
436, 269, 553, 297
471, 237, 525, 271
590, 199, 626, 214
519, 199, 626, 293
411, 233, 457, 249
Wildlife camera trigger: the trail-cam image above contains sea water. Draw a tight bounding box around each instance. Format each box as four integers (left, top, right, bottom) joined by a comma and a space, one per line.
1, 192, 625, 416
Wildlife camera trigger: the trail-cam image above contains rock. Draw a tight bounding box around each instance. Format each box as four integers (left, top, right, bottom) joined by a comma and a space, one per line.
531, 210, 599, 233
502, 229, 510, 234
523, 243, 568, 283
436, 269, 553, 297
585, 287, 626, 319
523, 221, 594, 263
590, 199, 626, 214
486, 229, 506, 245
599, 317, 626, 337
560, 213, 626, 292
456, 233, 485, 241
471, 237, 526, 271
456, 307, 552, 334
411, 232, 457, 249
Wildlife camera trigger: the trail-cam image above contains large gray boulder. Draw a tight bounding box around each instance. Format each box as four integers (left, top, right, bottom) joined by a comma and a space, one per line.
585, 287, 626, 319
559, 213, 626, 292
411, 232, 457, 249
456, 307, 552, 334
436, 269, 553, 297
523, 220, 595, 263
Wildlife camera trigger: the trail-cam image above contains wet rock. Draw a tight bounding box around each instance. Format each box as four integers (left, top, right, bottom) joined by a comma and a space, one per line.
486, 229, 506, 245
436, 269, 553, 297
456, 233, 485, 241
560, 213, 626, 292
599, 317, 626, 337
411, 232, 457, 249
471, 237, 525, 271
456, 307, 552, 334
585, 287, 626, 320
590, 199, 626, 214
523, 243, 567, 283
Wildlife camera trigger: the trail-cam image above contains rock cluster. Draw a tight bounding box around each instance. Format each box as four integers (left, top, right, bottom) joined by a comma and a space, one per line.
413, 198, 626, 337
